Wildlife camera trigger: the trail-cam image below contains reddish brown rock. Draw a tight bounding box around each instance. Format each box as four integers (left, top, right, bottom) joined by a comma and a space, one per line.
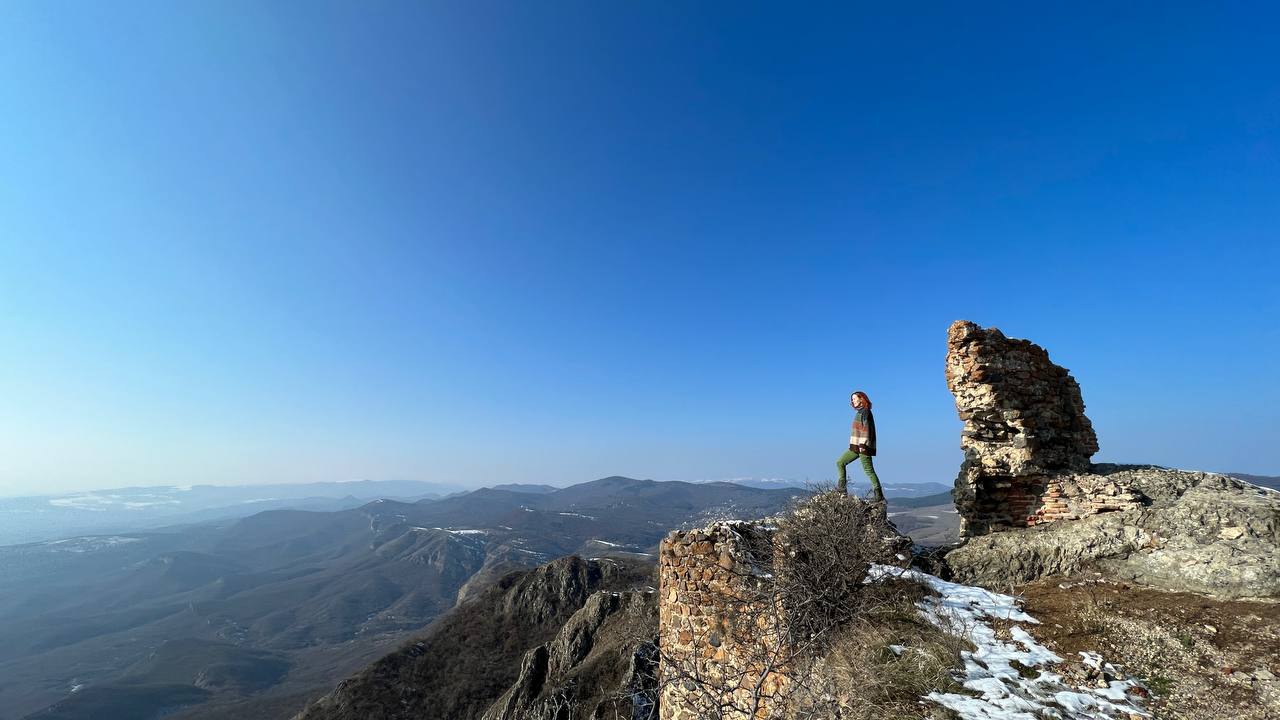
946, 320, 1137, 536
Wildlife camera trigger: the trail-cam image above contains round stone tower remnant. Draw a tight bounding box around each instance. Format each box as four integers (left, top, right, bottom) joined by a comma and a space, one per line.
657, 522, 789, 720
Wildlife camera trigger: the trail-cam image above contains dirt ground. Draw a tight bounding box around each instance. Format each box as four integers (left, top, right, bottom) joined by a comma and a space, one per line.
1012, 572, 1280, 720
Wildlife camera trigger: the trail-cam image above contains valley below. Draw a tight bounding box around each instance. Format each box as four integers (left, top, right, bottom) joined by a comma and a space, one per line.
0, 476, 952, 720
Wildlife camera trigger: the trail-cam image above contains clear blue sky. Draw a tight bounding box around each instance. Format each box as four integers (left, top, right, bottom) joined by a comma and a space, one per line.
1, 2, 1277, 496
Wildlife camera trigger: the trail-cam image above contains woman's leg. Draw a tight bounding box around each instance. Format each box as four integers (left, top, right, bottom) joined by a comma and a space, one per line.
835, 449, 859, 494
860, 455, 884, 501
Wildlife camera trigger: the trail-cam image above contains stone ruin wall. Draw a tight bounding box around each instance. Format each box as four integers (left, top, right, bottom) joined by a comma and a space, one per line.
658, 523, 788, 720
945, 320, 1139, 536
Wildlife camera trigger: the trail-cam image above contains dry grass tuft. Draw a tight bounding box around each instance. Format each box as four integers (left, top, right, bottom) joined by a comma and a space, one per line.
788, 578, 973, 719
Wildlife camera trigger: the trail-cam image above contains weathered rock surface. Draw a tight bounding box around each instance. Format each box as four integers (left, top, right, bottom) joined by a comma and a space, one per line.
945, 320, 1104, 536
946, 466, 1280, 598
947, 320, 1098, 476
293, 555, 655, 720
481, 588, 657, 720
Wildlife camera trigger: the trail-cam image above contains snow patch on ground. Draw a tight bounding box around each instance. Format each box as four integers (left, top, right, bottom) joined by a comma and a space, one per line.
868, 564, 1150, 719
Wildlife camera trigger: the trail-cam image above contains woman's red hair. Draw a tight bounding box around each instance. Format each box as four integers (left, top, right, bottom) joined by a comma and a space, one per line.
851, 391, 872, 409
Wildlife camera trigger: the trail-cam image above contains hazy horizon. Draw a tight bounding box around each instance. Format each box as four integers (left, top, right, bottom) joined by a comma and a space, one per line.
0, 474, 883, 501
3, 462, 1276, 502
3, 3, 1277, 497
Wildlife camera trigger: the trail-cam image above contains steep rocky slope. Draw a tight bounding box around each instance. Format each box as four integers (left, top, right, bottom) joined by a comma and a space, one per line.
293, 556, 656, 720
480, 586, 657, 720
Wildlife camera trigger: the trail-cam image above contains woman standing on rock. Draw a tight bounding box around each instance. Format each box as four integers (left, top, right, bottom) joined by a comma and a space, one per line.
837, 391, 884, 502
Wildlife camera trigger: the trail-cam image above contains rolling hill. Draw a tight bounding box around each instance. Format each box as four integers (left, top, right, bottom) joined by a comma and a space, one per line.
0, 477, 808, 720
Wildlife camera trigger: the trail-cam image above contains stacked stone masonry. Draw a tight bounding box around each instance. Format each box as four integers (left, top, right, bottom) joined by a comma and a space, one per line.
971, 473, 1141, 531
658, 523, 789, 720
946, 320, 1139, 536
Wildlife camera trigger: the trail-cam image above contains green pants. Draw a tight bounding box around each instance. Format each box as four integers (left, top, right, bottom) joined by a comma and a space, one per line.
836, 449, 882, 495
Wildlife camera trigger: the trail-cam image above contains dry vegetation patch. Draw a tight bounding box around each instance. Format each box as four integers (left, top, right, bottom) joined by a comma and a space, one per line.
1017, 572, 1280, 720
799, 578, 974, 720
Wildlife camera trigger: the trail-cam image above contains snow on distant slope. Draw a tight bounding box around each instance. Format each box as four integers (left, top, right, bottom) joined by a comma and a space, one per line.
41, 536, 143, 553
0, 480, 463, 546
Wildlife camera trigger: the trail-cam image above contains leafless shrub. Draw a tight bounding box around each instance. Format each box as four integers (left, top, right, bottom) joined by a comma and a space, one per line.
774, 486, 910, 644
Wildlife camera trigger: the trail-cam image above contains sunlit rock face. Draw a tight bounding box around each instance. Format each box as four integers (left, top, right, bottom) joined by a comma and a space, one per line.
943, 320, 1280, 599
945, 320, 1098, 477
945, 320, 1116, 536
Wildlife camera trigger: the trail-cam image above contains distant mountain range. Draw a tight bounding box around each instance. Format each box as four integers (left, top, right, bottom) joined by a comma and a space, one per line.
0, 476, 818, 720
0, 480, 468, 546
0, 477, 954, 548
